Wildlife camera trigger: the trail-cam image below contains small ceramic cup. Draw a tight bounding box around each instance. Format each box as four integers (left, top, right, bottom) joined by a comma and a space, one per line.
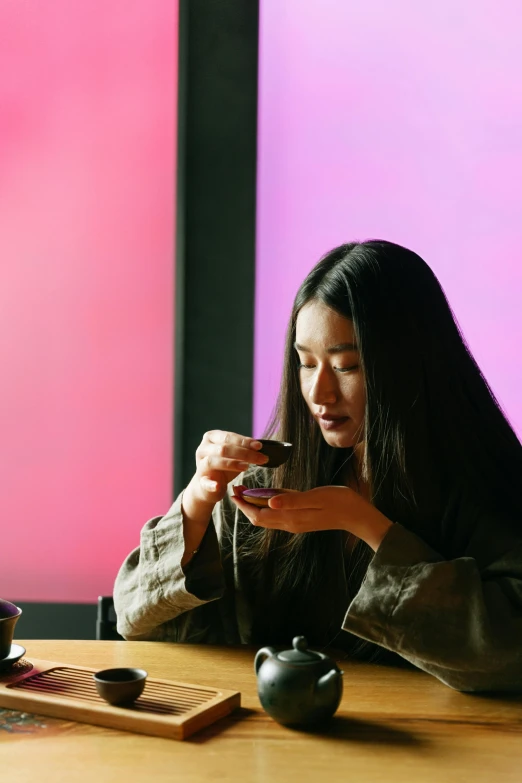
93, 667, 148, 705
0, 600, 22, 659
257, 439, 293, 468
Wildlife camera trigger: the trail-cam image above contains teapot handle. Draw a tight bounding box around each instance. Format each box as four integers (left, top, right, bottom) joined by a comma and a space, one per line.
254, 646, 277, 675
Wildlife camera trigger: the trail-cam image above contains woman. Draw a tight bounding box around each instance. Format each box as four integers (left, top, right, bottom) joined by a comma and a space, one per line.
113, 240, 522, 692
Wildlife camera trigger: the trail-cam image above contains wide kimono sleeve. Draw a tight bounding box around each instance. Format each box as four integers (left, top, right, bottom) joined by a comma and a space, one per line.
113, 483, 240, 641
342, 506, 522, 692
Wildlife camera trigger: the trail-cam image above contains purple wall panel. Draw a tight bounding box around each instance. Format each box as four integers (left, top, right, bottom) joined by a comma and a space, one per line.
255, 0, 522, 438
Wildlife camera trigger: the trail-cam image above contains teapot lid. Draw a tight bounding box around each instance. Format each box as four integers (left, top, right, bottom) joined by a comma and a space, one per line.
277, 636, 322, 663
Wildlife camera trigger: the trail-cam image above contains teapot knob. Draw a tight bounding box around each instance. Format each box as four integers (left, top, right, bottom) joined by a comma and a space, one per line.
292, 636, 308, 652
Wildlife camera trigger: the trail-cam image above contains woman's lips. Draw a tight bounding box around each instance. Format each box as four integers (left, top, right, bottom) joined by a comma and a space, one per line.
317, 415, 350, 431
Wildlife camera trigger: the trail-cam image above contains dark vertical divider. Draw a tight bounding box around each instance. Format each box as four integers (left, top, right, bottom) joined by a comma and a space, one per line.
174, 0, 259, 495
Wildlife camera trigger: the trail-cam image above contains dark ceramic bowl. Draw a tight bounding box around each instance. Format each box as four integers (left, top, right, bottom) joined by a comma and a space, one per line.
94, 667, 147, 705
257, 439, 293, 468
0, 600, 22, 660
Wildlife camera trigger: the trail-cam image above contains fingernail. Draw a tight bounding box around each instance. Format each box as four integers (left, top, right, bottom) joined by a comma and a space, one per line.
250, 441, 263, 450
270, 497, 282, 508
238, 462, 250, 469
204, 480, 218, 491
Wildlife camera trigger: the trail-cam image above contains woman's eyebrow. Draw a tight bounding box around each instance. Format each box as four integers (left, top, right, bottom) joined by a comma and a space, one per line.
294, 342, 358, 353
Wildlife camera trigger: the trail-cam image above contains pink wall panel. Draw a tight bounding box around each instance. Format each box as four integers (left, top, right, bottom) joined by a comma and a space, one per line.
0, 1, 177, 601
255, 0, 522, 439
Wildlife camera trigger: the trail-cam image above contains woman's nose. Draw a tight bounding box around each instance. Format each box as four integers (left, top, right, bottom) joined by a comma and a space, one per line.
309, 367, 337, 405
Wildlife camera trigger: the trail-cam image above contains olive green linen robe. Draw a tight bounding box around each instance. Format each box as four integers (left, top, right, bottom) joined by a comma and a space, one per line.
113, 476, 522, 692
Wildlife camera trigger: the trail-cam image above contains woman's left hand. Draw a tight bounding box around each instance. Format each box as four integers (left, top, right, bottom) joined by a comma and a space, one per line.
231, 486, 394, 552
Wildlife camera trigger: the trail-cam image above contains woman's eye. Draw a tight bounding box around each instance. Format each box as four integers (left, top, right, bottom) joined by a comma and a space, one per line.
335, 364, 359, 373
298, 362, 359, 372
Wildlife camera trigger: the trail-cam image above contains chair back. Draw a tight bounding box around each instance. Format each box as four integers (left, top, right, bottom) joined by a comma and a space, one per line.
96, 596, 124, 641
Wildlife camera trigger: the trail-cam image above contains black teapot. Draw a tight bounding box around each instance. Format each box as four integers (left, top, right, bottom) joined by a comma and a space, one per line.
254, 636, 343, 727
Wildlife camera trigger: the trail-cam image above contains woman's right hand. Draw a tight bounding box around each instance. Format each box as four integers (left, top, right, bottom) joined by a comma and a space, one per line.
187, 430, 269, 506
180, 431, 268, 566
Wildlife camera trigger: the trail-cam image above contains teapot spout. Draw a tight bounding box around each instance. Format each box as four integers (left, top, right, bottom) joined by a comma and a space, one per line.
316, 667, 343, 692
311, 666, 344, 722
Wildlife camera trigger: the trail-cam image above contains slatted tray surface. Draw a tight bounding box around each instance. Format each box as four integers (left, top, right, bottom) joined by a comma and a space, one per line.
0, 658, 241, 739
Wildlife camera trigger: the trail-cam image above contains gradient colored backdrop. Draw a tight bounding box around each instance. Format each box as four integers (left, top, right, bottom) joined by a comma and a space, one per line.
255, 0, 522, 439
0, 1, 177, 601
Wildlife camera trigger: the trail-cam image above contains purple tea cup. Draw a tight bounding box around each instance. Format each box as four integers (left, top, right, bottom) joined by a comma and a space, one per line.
0, 600, 22, 659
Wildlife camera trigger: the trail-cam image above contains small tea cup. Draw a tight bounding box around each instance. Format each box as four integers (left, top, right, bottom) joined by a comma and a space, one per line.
0, 600, 22, 659
94, 667, 147, 705
257, 439, 293, 468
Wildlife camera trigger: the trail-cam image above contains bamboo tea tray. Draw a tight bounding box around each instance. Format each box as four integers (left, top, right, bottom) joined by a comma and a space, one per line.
0, 657, 241, 740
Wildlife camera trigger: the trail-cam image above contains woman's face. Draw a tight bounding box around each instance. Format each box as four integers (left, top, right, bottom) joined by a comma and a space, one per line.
295, 300, 366, 449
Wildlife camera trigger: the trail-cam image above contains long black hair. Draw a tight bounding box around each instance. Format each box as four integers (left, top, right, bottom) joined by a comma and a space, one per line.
242, 240, 522, 653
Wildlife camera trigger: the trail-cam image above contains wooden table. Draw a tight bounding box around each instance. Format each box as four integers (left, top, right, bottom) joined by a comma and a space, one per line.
1, 640, 521, 782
